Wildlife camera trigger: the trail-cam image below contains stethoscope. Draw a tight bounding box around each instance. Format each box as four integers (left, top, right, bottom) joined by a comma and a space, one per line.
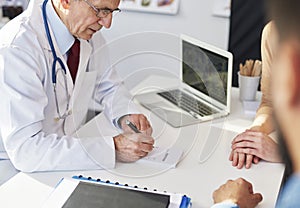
42, 0, 71, 121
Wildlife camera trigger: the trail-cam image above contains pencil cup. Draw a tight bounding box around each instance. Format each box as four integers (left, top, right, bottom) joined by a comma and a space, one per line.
238, 72, 260, 101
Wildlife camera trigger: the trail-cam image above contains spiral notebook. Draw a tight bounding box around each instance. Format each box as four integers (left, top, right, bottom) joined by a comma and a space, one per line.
42, 175, 191, 208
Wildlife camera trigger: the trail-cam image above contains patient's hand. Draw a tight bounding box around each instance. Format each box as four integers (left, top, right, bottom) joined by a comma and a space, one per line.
229, 130, 281, 169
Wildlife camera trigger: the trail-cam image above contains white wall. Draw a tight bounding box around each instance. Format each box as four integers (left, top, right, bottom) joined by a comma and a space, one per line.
101, 0, 230, 89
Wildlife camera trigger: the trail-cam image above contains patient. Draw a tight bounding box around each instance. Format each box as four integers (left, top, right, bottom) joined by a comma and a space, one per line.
213, 0, 300, 206
229, 21, 282, 169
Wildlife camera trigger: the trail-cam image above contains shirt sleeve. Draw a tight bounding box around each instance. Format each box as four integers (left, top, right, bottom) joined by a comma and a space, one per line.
276, 174, 300, 208
211, 202, 239, 208
251, 21, 278, 134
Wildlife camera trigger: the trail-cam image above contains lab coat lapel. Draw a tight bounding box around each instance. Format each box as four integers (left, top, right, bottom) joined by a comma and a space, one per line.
64, 40, 96, 135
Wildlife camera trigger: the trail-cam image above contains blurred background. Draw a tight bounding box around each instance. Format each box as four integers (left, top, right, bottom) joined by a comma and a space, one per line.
0, 0, 269, 88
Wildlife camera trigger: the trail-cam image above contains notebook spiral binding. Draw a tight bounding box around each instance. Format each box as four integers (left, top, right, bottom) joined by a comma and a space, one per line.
72, 175, 191, 208
73, 175, 164, 192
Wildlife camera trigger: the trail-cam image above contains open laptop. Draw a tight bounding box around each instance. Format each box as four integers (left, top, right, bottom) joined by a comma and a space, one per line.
135, 34, 233, 127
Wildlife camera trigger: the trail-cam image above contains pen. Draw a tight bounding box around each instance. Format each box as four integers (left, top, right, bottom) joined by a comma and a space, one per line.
125, 120, 158, 149
125, 120, 141, 133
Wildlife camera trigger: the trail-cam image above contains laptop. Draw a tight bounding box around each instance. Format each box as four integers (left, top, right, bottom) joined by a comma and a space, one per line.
135, 34, 233, 127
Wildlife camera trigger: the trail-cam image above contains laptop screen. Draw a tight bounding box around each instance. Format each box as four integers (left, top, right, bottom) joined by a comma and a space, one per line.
182, 39, 228, 106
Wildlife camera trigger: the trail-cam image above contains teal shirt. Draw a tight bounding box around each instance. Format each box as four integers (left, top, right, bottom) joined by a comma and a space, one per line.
276, 173, 300, 208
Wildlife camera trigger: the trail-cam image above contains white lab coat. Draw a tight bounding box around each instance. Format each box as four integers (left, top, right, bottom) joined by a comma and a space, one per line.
0, 0, 139, 172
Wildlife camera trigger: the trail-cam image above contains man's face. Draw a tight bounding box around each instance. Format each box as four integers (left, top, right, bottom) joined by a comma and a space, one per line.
65, 0, 120, 40
272, 38, 300, 172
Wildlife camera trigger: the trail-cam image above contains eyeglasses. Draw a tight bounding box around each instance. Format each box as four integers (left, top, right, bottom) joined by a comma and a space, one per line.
84, 0, 121, 18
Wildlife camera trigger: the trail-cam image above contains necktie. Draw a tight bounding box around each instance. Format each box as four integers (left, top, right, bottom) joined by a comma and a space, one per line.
67, 38, 80, 83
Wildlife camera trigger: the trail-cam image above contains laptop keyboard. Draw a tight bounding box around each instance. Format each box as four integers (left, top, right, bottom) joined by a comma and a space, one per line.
157, 89, 218, 117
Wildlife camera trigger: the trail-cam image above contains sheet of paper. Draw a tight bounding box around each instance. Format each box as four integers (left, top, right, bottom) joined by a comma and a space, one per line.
137, 146, 183, 168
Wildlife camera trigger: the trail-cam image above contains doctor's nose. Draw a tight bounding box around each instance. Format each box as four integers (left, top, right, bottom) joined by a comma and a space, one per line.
98, 14, 113, 29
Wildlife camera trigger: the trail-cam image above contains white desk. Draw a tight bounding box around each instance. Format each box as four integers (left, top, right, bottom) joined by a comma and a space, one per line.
0, 76, 284, 208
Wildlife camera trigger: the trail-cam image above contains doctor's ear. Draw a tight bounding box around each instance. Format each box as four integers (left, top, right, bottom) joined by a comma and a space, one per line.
60, 0, 71, 9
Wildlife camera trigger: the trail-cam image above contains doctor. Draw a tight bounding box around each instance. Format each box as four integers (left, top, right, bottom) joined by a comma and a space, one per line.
0, 0, 154, 172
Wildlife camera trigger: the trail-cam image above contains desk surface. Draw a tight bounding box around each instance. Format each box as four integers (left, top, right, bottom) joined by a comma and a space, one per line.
0, 76, 284, 208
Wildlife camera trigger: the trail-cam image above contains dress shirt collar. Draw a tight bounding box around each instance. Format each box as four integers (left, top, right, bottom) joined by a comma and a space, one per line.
45, 0, 74, 55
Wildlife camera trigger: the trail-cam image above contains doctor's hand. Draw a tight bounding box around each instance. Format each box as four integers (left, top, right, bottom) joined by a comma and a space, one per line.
229, 130, 281, 169
119, 114, 153, 136
213, 178, 263, 208
113, 132, 155, 162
